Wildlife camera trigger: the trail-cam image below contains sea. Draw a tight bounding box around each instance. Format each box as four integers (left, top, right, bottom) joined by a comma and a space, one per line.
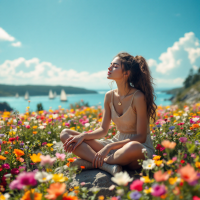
0, 88, 173, 114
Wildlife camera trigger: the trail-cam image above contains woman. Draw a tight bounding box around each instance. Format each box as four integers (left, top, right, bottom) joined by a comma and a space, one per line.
60, 52, 157, 176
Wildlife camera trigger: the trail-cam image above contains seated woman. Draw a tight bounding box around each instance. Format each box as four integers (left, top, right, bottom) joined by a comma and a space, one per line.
60, 52, 156, 176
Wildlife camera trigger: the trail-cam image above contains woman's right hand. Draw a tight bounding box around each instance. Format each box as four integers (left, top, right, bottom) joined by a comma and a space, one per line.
63, 134, 86, 153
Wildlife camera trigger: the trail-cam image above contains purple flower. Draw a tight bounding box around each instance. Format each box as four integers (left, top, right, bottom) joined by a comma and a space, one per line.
17, 172, 37, 186
167, 131, 173, 135
20, 148, 24, 150
156, 124, 162, 128
18, 121, 22, 125
169, 126, 175, 130
2, 163, 10, 169
129, 191, 142, 200
187, 132, 193, 135
188, 180, 198, 186
151, 184, 166, 197
68, 120, 72, 124
25, 146, 28, 149
20, 142, 24, 146
195, 141, 200, 145
0, 139, 2, 145
0, 134, 5, 137
47, 131, 51, 134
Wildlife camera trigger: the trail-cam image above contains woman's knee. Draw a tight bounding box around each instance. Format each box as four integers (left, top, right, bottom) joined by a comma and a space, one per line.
60, 129, 71, 143
124, 141, 144, 154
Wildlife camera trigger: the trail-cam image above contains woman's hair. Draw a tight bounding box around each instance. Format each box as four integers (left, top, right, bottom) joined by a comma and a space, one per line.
114, 51, 157, 123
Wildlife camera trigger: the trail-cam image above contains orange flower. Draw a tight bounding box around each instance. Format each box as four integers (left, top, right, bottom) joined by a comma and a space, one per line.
4, 151, 9, 154
0, 155, 6, 160
33, 131, 37, 134
17, 157, 24, 162
66, 162, 70, 167
67, 158, 75, 163
14, 149, 25, 157
62, 196, 78, 200
154, 170, 169, 182
45, 183, 66, 200
192, 124, 199, 128
80, 166, 85, 169
178, 163, 198, 183
154, 160, 163, 166
161, 140, 176, 149
21, 189, 42, 200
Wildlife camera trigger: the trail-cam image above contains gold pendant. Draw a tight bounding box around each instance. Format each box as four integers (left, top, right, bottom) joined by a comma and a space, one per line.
118, 102, 122, 105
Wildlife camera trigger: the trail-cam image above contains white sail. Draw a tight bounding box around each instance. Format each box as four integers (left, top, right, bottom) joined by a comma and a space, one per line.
15, 93, 19, 98
24, 92, 29, 100
54, 91, 57, 98
60, 89, 67, 101
49, 90, 54, 99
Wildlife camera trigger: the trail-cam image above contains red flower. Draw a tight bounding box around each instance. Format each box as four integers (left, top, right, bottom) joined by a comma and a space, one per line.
181, 160, 185, 164
9, 138, 15, 142
15, 136, 20, 141
193, 196, 200, 200
11, 168, 20, 175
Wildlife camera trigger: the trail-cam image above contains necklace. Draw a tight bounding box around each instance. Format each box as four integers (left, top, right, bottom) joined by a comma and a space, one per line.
117, 88, 132, 106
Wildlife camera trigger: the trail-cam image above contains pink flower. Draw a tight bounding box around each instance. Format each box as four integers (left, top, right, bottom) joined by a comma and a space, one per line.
172, 157, 177, 161
130, 179, 143, 191
26, 125, 30, 129
2, 163, 10, 169
9, 179, 23, 190
191, 153, 196, 158
56, 153, 66, 161
80, 182, 86, 186
17, 172, 37, 187
179, 137, 187, 143
151, 184, 166, 197
40, 155, 56, 166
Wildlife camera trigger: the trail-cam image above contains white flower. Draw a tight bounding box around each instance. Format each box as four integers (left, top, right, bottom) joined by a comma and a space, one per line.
142, 148, 147, 153
43, 123, 47, 126
142, 159, 156, 170
53, 114, 58, 119
4, 173, 12, 178
35, 171, 52, 182
24, 121, 29, 126
183, 113, 188, 117
85, 123, 90, 128
53, 141, 56, 144
30, 117, 36, 120
108, 132, 112, 136
13, 128, 17, 132
90, 187, 100, 193
192, 117, 199, 122
3, 193, 10, 200
175, 116, 180, 120
34, 120, 38, 124
111, 171, 133, 186
26, 141, 30, 144
13, 119, 17, 124
116, 188, 124, 196
58, 126, 61, 129
109, 184, 116, 190
39, 125, 45, 129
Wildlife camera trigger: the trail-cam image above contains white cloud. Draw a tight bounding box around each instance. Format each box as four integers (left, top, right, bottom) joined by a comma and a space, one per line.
0, 27, 15, 41
155, 77, 184, 85
148, 32, 200, 75
0, 57, 109, 88
11, 41, 22, 47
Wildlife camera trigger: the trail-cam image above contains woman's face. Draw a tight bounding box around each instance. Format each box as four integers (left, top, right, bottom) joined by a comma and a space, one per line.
107, 57, 125, 80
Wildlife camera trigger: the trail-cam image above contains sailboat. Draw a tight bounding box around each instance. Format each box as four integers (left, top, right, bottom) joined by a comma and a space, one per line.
24, 92, 29, 100
60, 89, 67, 102
49, 90, 54, 99
54, 91, 57, 98
15, 93, 19, 98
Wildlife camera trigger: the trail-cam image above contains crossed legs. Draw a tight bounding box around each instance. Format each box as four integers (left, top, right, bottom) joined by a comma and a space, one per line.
60, 129, 145, 170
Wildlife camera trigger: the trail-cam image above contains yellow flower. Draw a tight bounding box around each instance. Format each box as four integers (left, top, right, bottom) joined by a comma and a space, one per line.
154, 160, 163, 166
46, 143, 53, 147
32, 126, 38, 129
98, 196, 104, 200
74, 186, 79, 190
195, 161, 200, 169
0, 155, 6, 160
169, 177, 178, 185
153, 155, 161, 160
30, 153, 42, 163
141, 176, 153, 183
166, 160, 174, 165
144, 187, 152, 194
50, 148, 54, 151
52, 174, 68, 182
70, 127, 75, 130
46, 168, 52, 172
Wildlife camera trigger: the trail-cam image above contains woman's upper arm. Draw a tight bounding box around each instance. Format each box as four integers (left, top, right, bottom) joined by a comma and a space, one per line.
134, 92, 148, 143
100, 92, 111, 135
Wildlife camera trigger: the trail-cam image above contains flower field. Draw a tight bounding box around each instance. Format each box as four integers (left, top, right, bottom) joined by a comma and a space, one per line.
0, 101, 200, 200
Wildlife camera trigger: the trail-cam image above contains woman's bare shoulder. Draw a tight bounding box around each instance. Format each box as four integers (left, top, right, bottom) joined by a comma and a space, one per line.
104, 90, 113, 104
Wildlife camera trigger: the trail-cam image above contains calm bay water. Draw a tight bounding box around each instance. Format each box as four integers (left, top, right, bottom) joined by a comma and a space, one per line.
0, 89, 173, 114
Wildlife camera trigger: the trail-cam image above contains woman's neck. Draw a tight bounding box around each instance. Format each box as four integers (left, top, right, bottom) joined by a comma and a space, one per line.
115, 82, 132, 96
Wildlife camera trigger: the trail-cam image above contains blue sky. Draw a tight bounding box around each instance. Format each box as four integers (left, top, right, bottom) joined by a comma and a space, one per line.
0, 0, 200, 90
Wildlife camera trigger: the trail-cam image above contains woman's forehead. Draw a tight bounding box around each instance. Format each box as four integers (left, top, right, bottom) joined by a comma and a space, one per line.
112, 56, 121, 64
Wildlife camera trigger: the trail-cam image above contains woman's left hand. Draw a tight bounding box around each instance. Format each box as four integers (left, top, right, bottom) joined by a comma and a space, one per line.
92, 145, 111, 168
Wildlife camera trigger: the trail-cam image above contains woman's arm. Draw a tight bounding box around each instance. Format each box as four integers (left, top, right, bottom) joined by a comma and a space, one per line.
83, 91, 112, 141
107, 91, 148, 150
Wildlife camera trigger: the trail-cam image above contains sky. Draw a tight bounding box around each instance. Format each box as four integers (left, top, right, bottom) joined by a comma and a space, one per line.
0, 0, 200, 90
